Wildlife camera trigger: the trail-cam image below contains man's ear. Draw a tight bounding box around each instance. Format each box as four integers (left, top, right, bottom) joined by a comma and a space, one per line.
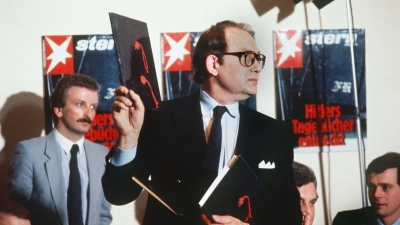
54, 107, 63, 119
205, 55, 219, 76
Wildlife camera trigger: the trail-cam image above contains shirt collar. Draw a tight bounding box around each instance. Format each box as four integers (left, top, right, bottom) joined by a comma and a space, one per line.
200, 88, 239, 118
54, 129, 85, 154
378, 217, 400, 225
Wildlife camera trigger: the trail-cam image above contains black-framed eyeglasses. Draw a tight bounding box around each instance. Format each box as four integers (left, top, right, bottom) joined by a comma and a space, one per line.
218, 51, 266, 69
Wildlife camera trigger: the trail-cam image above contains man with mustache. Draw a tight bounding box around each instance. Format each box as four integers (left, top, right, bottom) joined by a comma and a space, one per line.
332, 152, 400, 225
8, 74, 112, 225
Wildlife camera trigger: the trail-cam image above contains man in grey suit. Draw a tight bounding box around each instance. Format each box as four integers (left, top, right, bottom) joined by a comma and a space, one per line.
8, 74, 112, 225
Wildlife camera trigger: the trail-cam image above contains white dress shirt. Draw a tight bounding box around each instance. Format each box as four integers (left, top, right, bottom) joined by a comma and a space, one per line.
377, 217, 400, 225
54, 129, 88, 223
200, 89, 240, 172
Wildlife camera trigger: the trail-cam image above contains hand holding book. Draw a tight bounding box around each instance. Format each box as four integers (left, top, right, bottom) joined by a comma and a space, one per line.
199, 155, 272, 225
132, 155, 272, 224
202, 214, 250, 225
112, 86, 144, 150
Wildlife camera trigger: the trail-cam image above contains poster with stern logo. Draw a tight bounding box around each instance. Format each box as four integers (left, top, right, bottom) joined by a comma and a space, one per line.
42, 34, 120, 150
161, 32, 201, 100
161, 32, 256, 110
273, 29, 366, 153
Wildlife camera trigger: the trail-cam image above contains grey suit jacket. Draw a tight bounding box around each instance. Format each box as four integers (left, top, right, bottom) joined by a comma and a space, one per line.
8, 130, 112, 225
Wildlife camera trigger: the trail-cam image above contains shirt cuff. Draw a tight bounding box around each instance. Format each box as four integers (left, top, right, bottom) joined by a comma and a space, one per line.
110, 145, 137, 166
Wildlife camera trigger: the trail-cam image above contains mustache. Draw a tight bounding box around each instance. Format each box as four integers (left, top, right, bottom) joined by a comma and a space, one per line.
77, 116, 92, 124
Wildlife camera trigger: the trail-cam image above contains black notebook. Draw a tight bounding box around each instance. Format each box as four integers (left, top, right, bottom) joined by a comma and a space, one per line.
132, 155, 272, 224
109, 12, 161, 109
199, 155, 272, 224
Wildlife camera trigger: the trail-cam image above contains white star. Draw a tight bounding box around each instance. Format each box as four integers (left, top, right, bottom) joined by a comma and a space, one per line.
46, 36, 73, 73
164, 33, 190, 70
276, 31, 302, 67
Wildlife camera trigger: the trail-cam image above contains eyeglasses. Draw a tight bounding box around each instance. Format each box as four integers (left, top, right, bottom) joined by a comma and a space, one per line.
218, 51, 266, 69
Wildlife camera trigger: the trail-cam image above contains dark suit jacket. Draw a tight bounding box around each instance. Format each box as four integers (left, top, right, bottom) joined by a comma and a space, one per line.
102, 92, 301, 225
8, 131, 112, 225
332, 206, 377, 225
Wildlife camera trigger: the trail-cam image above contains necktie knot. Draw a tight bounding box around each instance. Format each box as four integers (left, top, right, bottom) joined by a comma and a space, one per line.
213, 105, 228, 119
71, 144, 79, 156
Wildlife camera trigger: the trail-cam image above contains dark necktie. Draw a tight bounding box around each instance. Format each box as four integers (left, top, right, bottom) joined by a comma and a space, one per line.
67, 144, 84, 225
202, 106, 228, 171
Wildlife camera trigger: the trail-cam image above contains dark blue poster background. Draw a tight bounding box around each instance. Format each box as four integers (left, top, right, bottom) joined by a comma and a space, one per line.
274, 29, 366, 152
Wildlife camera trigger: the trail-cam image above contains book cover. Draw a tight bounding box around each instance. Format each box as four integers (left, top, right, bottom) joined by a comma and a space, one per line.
199, 155, 272, 224
42, 34, 120, 150
109, 13, 161, 109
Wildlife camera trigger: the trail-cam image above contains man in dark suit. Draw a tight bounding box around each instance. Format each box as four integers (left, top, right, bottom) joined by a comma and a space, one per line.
332, 152, 400, 225
102, 20, 301, 225
8, 74, 112, 225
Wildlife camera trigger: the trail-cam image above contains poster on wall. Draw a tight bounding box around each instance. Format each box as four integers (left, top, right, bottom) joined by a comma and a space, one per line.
42, 34, 120, 149
273, 29, 366, 153
161, 32, 257, 110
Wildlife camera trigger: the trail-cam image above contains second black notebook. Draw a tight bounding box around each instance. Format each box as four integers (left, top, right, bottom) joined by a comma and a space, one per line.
199, 155, 272, 224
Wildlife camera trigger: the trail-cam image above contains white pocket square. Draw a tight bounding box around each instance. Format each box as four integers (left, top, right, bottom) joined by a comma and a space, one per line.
258, 160, 275, 169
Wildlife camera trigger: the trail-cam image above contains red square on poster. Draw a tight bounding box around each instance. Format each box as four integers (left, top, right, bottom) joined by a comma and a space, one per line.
43, 35, 74, 75
274, 30, 303, 68
163, 32, 192, 72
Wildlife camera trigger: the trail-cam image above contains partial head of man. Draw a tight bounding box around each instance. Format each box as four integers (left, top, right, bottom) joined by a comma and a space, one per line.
192, 20, 266, 104
0, 200, 31, 225
366, 152, 400, 225
50, 74, 99, 142
293, 161, 318, 225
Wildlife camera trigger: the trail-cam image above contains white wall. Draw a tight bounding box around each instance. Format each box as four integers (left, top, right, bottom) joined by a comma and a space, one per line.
1, 0, 399, 224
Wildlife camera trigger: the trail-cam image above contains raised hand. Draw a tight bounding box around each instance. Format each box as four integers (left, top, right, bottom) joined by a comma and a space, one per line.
112, 86, 145, 150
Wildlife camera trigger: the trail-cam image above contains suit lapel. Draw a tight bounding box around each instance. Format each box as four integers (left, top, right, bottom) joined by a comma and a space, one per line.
235, 105, 252, 156
235, 105, 264, 165
174, 92, 206, 167
84, 141, 101, 225
44, 131, 68, 225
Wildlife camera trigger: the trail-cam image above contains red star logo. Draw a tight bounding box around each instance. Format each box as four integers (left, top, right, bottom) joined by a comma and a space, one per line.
43, 35, 74, 75
274, 30, 303, 68
162, 32, 192, 72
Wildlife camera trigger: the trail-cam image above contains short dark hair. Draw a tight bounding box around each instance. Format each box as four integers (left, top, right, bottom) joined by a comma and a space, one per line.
192, 20, 254, 84
0, 200, 31, 222
366, 152, 400, 185
293, 161, 317, 188
50, 74, 100, 123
